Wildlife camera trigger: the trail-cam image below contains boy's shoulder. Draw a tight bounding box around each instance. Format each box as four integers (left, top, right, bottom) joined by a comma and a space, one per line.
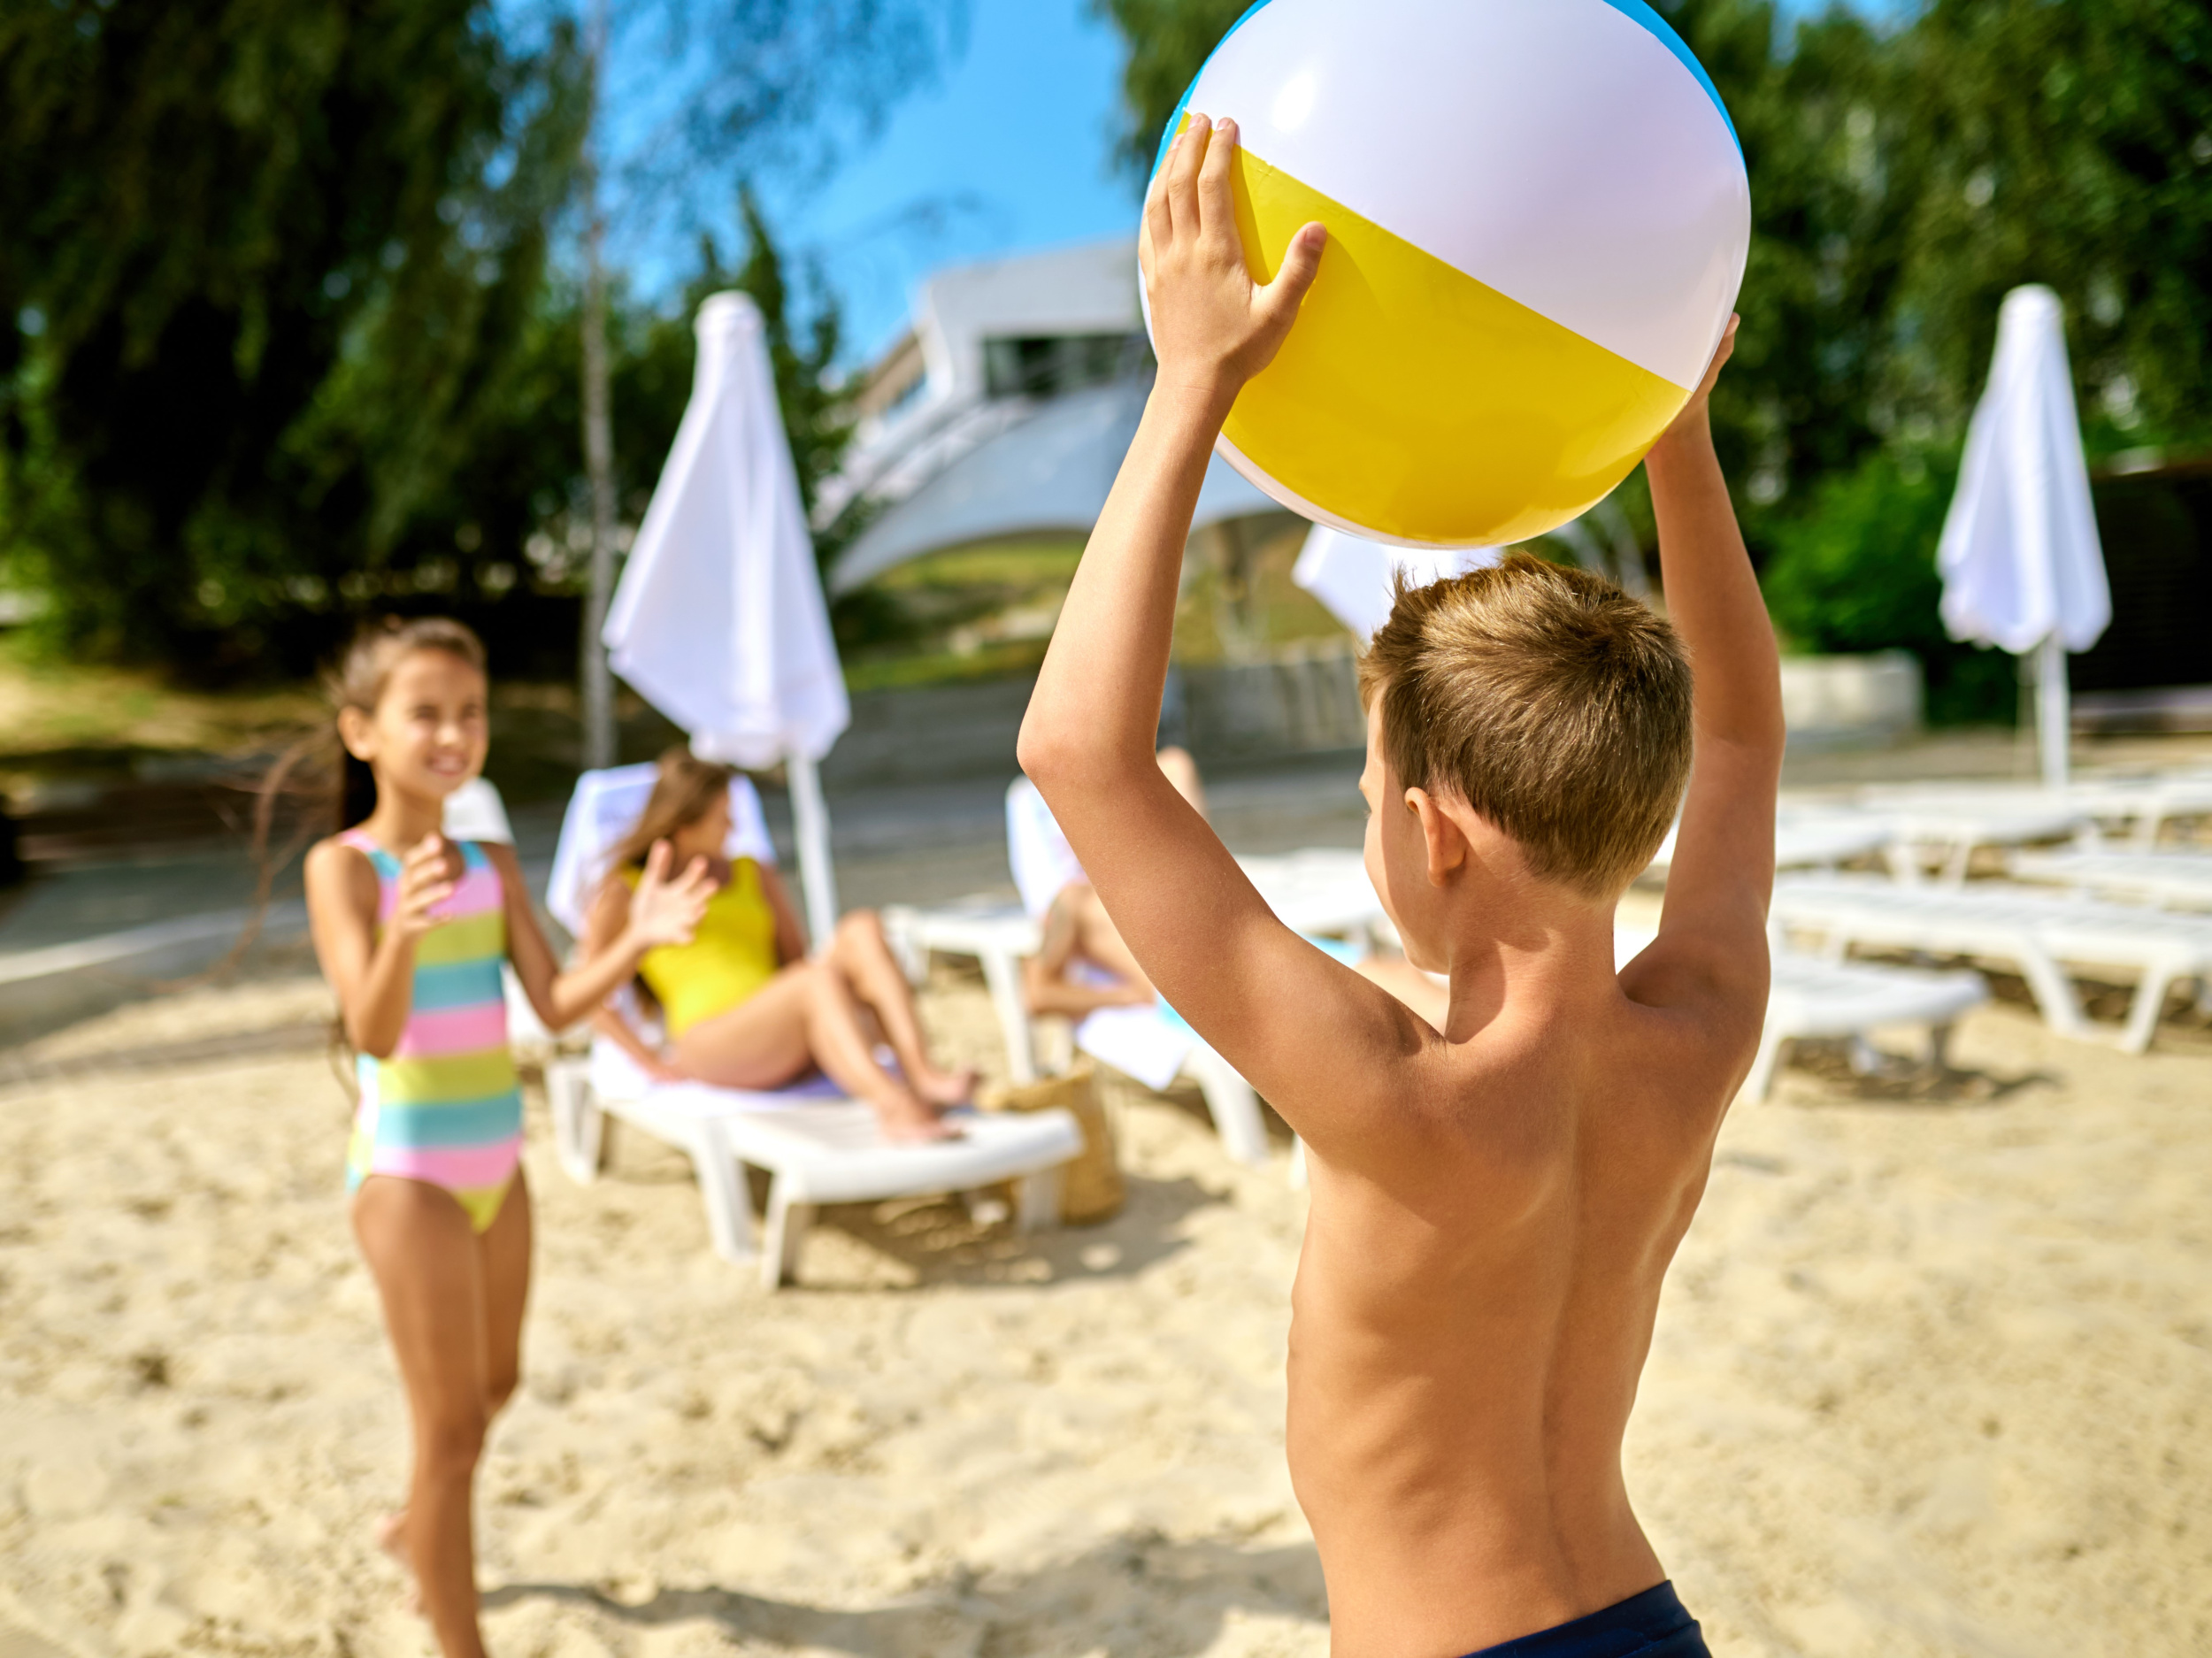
1361, 956, 1749, 1158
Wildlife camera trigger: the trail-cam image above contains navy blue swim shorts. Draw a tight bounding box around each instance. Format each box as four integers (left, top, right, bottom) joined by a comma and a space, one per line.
1459, 1581, 1710, 1658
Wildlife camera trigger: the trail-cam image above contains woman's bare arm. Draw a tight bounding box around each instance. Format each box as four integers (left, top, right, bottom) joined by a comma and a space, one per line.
757, 864, 811, 964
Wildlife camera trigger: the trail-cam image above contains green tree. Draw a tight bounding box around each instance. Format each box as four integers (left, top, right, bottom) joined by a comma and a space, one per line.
0, 0, 582, 671
1758, 447, 2017, 722
326, 188, 853, 650
1091, 0, 1253, 176
1886, 0, 2212, 447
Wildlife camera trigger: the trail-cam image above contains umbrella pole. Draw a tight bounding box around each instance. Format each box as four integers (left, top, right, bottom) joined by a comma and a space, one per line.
2036, 632, 2071, 791
787, 748, 841, 952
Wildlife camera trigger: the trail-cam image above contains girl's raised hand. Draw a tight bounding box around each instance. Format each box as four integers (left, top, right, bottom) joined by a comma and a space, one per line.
625, 839, 715, 952
392, 834, 461, 938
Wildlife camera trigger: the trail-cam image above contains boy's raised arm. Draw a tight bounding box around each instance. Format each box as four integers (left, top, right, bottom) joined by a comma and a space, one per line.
1643, 321, 1786, 989
1018, 116, 1419, 1153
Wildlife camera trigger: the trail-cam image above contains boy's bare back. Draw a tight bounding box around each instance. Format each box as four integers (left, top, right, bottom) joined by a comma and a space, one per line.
1020, 116, 1778, 1655
1281, 818, 1754, 1649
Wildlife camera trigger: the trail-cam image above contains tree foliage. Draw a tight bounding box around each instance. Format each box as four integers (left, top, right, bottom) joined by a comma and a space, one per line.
0, 0, 918, 679
0, 0, 585, 670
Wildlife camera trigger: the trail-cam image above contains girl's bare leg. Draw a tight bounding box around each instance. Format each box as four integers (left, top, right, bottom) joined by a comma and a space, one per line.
826, 910, 975, 1104
373, 1174, 531, 1616
353, 1178, 500, 1658
672, 964, 955, 1140
476, 1171, 532, 1417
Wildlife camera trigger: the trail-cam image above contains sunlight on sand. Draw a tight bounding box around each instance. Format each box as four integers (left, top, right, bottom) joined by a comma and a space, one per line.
2, 971, 2208, 1655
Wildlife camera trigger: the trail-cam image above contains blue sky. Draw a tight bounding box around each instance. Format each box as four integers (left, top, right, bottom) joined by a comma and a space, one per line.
751, 0, 1138, 367
731, 0, 1909, 369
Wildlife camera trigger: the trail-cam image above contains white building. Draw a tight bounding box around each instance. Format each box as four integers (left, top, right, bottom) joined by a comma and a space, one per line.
818, 238, 1275, 593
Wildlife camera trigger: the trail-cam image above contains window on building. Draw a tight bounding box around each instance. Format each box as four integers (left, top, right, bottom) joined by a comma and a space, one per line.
982, 332, 1150, 401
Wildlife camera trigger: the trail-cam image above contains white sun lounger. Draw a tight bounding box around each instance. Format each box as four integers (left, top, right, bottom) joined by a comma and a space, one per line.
1871, 776, 2212, 850
1770, 872, 2212, 1053
1644, 807, 1898, 879
879, 898, 1284, 1169
1846, 788, 2094, 886
1614, 927, 1987, 1101
2008, 848, 2212, 911
536, 764, 1081, 1286
883, 784, 1389, 1171
548, 1040, 1079, 1289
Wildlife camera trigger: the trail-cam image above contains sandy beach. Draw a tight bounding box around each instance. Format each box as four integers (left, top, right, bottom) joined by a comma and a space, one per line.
3, 963, 2208, 1658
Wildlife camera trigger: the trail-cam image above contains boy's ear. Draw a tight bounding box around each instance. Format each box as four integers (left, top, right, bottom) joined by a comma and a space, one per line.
336, 706, 375, 762
1403, 787, 1468, 887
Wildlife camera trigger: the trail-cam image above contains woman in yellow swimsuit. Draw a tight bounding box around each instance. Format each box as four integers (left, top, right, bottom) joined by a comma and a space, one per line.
580, 748, 973, 1141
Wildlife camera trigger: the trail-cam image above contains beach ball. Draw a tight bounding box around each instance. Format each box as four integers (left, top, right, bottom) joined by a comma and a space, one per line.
1145, 0, 1750, 549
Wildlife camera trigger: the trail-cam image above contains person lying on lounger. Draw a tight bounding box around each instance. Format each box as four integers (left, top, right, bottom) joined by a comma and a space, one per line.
577, 748, 974, 1142
1015, 747, 1450, 1030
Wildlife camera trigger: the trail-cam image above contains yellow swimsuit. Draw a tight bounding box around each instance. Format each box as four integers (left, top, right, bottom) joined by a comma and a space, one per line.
626, 858, 783, 1037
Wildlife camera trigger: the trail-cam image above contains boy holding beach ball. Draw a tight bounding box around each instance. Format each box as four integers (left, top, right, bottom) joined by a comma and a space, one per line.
1018, 111, 1772, 1657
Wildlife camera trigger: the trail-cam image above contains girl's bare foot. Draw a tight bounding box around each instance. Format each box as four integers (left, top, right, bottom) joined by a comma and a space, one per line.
376, 1511, 424, 1616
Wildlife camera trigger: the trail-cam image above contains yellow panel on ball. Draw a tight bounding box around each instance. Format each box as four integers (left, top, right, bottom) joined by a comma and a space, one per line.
1218, 138, 1689, 549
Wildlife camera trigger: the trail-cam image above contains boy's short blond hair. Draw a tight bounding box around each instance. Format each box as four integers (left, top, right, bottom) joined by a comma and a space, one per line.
1358, 553, 1694, 899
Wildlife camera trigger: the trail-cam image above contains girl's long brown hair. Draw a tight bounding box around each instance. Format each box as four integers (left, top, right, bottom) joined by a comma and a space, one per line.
607, 747, 736, 879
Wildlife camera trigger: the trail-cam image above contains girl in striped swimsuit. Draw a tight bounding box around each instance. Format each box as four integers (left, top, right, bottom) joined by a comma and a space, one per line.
302, 618, 711, 1657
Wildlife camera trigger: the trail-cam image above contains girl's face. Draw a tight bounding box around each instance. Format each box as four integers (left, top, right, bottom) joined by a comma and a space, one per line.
671, 791, 732, 865
340, 649, 489, 804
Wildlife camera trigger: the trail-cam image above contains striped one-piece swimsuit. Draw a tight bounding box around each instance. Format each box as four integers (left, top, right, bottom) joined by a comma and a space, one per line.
340, 833, 524, 1232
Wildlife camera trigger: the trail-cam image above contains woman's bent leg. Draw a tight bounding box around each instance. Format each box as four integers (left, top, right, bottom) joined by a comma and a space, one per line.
1066, 884, 1156, 993
353, 1178, 494, 1658
671, 966, 954, 1140
1023, 887, 1153, 1017
827, 910, 975, 1105
1156, 746, 1208, 818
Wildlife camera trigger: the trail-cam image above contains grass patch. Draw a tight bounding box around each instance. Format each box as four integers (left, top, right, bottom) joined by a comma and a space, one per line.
0, 633, 320, 761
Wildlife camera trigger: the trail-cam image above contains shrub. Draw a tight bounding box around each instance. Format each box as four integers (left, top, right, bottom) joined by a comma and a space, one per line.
1759, 449, 2016, 725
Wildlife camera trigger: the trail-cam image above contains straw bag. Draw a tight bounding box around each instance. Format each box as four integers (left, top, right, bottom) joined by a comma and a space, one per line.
979, 1060, 1123, 1224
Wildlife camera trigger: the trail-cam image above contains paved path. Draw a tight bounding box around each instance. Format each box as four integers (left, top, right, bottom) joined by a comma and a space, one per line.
0, 758, 1372, 1045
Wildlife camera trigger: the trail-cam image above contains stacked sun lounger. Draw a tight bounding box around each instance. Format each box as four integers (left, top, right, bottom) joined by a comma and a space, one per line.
1770, 871, 2212, 1053
1848, 787, 2094, 885
1616, 926, 1988, 1100
2009, 848, 2212, 911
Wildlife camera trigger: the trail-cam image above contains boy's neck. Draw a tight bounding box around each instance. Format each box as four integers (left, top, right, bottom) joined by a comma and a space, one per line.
1432, 880, 1620, 1043
357, 786, 444, 851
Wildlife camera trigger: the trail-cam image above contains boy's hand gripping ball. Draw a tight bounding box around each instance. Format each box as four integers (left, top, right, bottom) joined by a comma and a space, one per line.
1146, 0, 1750, 549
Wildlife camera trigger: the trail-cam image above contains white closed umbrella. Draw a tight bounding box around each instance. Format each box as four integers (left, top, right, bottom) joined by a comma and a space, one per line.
1937, 284, 2111, 788
605, 291, 850, 947
1292, 526, 1502, 644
